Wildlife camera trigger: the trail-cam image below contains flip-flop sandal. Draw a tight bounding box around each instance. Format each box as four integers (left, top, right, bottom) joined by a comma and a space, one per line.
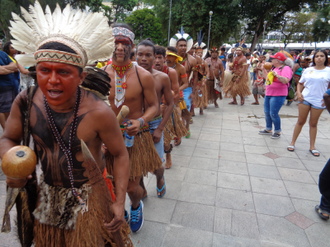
185, 130, 191, 139
315, 205, 330, 220
228, 102, 237, 105
251, 102, 259, 105
215, 105, 219, 108
287, 145, 295, 152
174, 138, 181, 146
309, 149, 320, 157
156, 176, 166, 198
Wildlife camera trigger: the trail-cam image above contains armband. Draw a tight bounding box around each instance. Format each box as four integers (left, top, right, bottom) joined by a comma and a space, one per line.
181, 73, 188, 78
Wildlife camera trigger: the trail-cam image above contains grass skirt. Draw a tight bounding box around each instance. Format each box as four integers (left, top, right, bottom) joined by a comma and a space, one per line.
223, 71, 234, 89
194, 83, 208, 108
105, 130, 162, 180
206, 80, 217, 104
33, 177, 132, 247
163, 108, 188, 146
223, 73, 251, 98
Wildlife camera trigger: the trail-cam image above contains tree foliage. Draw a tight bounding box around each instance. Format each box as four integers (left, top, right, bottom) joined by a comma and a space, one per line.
312, 4, 330, 41
125, 8, 163, 45
143, 0, 241, 47
280, 12, 317, 48
239, 0, 319, 51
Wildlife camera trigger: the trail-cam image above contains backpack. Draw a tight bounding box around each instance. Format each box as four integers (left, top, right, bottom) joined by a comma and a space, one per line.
280, 66, 295, 100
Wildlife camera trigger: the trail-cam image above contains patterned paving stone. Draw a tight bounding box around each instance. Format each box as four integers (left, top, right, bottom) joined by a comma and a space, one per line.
284, 211, 315, 230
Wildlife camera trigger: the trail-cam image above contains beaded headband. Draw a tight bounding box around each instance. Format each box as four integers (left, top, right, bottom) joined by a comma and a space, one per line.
35, 35, 88, 68
113, 27, 135, 42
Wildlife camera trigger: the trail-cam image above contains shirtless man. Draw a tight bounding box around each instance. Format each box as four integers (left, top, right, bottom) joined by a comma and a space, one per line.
176, 38, 198, 125
154, 45, 182, 169
136, 40, 173, 197
0, 33, 130, 246
223, 46, 251, 105
193, 43, 208, 114
205, 47, 225, 107
166, 46, 190, 141
104, 23, 161, 232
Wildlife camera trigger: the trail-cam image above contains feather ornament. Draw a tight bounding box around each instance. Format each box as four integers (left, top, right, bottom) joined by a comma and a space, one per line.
9, 0, 115, 68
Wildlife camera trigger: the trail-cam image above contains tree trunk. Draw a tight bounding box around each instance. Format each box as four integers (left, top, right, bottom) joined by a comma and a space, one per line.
0, 20, 10, 41
250, 32, 262, 52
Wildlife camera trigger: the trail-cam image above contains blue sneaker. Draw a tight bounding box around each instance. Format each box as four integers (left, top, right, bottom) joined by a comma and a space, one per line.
130, 200, 144, 232
124, 209, 129, 223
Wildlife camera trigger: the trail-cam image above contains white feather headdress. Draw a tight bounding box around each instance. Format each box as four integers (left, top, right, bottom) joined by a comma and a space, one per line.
169, 26, 193, 52
9, 1, 114, 68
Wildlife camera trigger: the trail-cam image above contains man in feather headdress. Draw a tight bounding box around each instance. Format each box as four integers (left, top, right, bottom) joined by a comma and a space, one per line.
170, 27, 198, 137
192, 31, 209, 114
205, 46, 225, 107
104, 23, 162, 233
0, 2, 132, 246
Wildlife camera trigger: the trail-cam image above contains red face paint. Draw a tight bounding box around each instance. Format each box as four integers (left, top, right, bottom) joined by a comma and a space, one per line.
37, 62, 82, 108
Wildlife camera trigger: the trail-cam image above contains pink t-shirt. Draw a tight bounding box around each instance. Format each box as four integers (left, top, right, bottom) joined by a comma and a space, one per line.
265, 66, 293, 96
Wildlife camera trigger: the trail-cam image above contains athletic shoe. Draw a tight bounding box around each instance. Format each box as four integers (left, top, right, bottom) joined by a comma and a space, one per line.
271, 133, 281, 139
259, 130, 272, 135
130, 200, 144, 232
124, 209, 129, 223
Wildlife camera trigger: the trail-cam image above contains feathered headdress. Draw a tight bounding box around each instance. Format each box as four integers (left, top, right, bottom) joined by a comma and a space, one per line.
194, 30, 207, 58
208, 46, 219, 54
9, 1, 114, 68
169, 26, 194, 52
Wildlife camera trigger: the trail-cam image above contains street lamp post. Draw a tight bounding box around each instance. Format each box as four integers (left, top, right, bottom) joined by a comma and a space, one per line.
207, 11, 213, 50
167, 0, 172, 45
262, 21, 267, 51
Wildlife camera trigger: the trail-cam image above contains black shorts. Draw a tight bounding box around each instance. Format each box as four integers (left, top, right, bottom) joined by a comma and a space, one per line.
0, 86, 17, 113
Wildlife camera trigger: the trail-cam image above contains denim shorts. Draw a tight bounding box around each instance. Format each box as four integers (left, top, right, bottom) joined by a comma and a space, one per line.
301, 100, 324, 110
149, 117, 165, 162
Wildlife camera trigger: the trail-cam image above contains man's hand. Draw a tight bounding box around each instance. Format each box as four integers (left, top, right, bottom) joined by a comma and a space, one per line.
152, 128, 162, 143
125, 119, 141, 136
104, 202, 125, 232
6, 175, 32, 188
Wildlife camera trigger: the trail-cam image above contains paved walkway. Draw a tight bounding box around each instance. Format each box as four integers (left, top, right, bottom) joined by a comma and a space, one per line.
1, 95, 330, 247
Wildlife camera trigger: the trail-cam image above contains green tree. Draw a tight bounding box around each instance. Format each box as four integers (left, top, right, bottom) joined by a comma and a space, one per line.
103, 0, 139, 22
125, 8, 164, 44
280, 12, 317, 48
143, 0, 241, 47
239, 0, 319, 51
312, 4, 330, 41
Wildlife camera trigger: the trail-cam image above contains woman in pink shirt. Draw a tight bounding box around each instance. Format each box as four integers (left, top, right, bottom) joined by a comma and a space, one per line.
259, 52, 293, 139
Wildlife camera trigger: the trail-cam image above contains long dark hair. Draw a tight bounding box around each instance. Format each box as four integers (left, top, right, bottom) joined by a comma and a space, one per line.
2, 41, 12, 56
312, 50, 328, 66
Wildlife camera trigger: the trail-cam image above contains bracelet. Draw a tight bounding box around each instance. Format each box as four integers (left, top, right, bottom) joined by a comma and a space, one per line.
137, 117, 145, 127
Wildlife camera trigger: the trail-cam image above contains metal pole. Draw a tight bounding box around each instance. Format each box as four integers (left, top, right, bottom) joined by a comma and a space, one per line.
262, 21, 267, 51
207, 12, 213, 50
167, 0, 172, 45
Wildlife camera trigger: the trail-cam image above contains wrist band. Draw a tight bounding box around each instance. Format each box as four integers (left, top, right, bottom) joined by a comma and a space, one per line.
181, 73, 188, 78
137, 117, 145, 127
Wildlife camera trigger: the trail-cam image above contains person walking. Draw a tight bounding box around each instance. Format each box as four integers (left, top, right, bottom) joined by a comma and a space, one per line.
259, 52, 293, 139
287, 50, 330, 156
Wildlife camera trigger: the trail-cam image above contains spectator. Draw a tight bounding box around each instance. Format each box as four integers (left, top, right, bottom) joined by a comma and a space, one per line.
219, 47, 226, 69
3, 41, 19, 94
259, 52, 293, 139
287, 50, 330, 156
290, 50, 297, 61
315, 88, 330, 220
0, 49, 18, 130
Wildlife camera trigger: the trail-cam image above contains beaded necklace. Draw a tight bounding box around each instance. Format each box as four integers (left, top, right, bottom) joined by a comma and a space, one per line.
112, 62, 133, 108
44, 87, 85, 205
